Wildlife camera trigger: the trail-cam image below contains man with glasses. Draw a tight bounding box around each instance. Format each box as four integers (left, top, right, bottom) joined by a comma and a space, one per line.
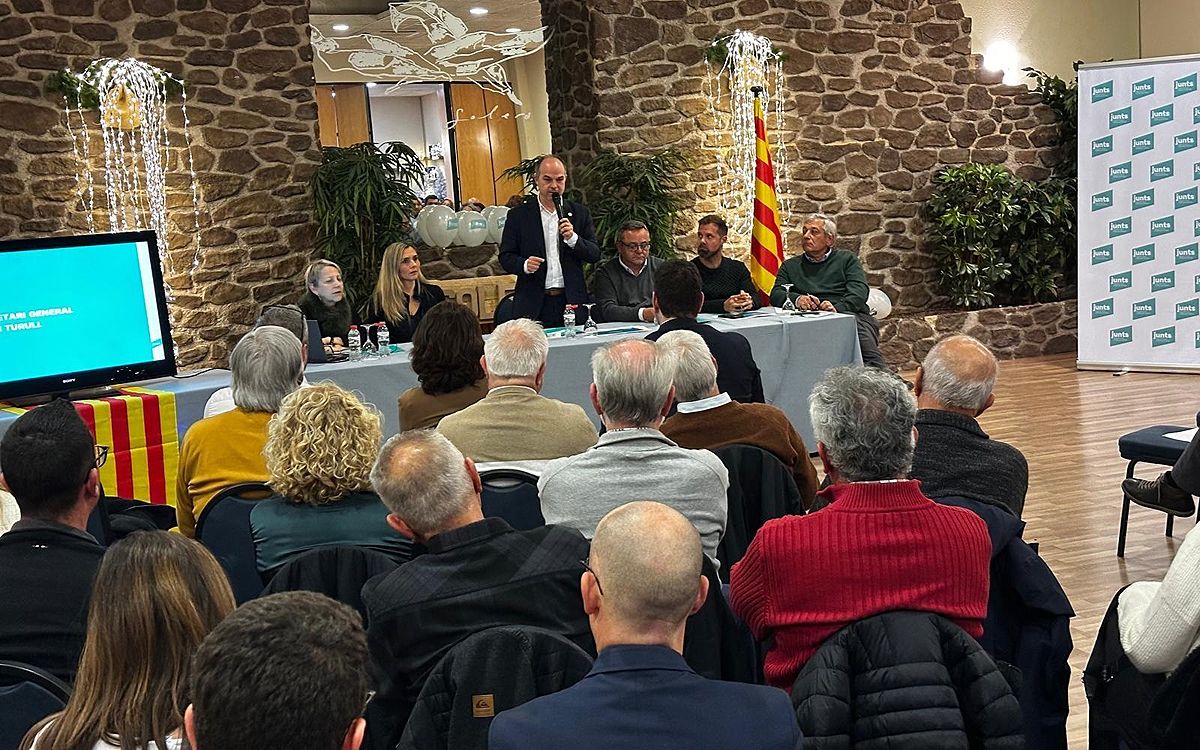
0, 399, 107, 682
592, 220, 662, 323
203, 303, 310, 419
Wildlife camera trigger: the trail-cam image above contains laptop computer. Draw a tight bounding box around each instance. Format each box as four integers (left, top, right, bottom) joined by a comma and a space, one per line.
306, 319, 327, 363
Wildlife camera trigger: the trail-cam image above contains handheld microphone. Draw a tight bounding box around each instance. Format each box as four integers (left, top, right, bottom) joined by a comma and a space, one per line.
551, 191, 566, 220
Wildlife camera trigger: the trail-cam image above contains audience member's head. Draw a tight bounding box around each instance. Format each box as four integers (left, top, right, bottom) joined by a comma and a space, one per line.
505, 193, 525, 209
657, 329, 718, 403
265, 383, 382, 506
616, 219, 652, 274
305, 260, 345, 308
423, 194, 440, 206
26, 532, 235, 750
809, 366, 917, 484
0, 399, 99, 527
410, 301, 485, 395
652, 259, 705, 321
483, 318, 549, 391
186, 591, 368, 750
230, 325, 304, 414
584, 501, 708, 653
371, 430, 482, 543
589, 339, 674, 430
915, 335, 999, 417
257, 303, 309, 366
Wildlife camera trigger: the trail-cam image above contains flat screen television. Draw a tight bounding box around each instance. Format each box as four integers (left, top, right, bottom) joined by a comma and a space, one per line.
0, 230, 176, 401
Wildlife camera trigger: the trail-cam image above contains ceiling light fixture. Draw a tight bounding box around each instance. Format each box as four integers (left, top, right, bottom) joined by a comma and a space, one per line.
365, 81, 377, 88
469, 7, 488, 15
332, 23, 349, 31
505, 27, 520, 33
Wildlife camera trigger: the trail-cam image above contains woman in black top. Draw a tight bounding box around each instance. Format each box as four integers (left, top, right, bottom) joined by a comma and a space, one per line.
364, 242, 446, 344
297, 258, 354, 345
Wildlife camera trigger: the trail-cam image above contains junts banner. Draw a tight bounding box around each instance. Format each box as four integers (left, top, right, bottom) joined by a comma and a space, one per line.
1078, 55, 1200, 372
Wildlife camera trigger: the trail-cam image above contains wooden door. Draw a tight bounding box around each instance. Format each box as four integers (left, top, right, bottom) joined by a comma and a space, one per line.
484, 90, 524, 202
450, 84, 497, 205
314, 84, 371, 147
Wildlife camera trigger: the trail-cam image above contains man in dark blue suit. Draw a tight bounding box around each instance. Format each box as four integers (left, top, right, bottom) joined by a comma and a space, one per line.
645, 259, 765, 403
488, 501, 802, 750
499, 155, 601, 327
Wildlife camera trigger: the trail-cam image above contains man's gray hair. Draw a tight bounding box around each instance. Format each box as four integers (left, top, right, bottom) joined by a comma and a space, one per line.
591, 339, 673, 426
230, 325, 303, 413
485, 319, 548, 378
656, 330, 717, 403
921, 335, 998, 412
256, 305, 308, 346
617, 219, 649, 242
803, 213, 837, 240
370, 430, 473, 537
809, 366, 916, 482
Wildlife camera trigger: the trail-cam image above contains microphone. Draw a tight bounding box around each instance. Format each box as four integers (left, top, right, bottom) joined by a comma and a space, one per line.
551, 191, 566, 220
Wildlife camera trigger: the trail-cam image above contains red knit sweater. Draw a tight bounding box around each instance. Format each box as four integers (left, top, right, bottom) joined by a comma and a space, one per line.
729, 480, 991, 690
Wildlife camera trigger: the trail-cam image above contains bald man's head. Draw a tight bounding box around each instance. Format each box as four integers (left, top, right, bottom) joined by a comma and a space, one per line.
535, 154, 568, 204
590, 338, 674, 427
590, 501, 703, 628
919, 335, 998, 413
370, 430, 475, 538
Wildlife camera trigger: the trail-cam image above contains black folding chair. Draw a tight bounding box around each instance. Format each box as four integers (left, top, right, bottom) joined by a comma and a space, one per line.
479, 468, 544, 530
1116, 425, 1189, 557
0, 660, 70, 750
196, 482, 273, 603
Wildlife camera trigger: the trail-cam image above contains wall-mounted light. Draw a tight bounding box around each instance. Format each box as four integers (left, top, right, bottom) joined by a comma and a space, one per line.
983, 41, 1023, 85
505, 27, 521, 33
365, 81, 377, 88
332, 23, 349, 31
469, 7, 488, 15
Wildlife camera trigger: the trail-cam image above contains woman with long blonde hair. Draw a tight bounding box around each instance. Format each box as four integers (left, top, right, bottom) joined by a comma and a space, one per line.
23, 532, 235, 750
250, 382, 412, 576
364, 242, 446, 344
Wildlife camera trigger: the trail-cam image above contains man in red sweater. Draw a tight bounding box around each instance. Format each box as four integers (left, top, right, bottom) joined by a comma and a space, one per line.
729, 365, 991, 691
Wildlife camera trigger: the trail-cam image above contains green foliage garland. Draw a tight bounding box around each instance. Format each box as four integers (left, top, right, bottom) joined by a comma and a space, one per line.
45, 64, 184, 109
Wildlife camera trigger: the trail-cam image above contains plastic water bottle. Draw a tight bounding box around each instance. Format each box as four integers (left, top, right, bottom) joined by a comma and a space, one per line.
564, 305, 577, 337
347, 325, 362, 361
377, 322, 391, 355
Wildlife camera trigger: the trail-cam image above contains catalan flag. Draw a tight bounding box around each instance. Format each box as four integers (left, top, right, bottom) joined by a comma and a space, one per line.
749, 93, 786, 304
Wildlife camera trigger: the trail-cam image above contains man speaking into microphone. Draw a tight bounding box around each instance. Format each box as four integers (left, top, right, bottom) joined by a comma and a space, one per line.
500, 155, 601, 327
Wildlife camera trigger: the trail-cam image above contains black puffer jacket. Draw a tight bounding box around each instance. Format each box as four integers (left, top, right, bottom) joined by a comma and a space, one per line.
792, 611, 1025, 749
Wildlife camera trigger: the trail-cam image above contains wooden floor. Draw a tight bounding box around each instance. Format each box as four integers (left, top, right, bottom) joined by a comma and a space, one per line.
899, 354, 1197, 744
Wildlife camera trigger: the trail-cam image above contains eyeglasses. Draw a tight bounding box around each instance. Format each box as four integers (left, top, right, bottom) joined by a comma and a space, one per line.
620, 242, 652, 251
94, 445, 109, 469
580, 559, 603, 596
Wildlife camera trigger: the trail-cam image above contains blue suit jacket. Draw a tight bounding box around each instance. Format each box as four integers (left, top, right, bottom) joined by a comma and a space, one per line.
646, 317, 765, 404
488, 644, 802, 750
498, 198, 601, 317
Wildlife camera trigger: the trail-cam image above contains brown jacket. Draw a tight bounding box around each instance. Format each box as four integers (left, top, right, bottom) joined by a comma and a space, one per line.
437, 385, 599, 462
398, 380, 488, 431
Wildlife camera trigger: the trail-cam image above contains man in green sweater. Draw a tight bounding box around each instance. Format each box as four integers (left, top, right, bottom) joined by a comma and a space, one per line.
769, 214, 886, 368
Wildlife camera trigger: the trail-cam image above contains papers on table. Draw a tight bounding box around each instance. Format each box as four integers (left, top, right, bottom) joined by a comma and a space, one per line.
1165, 427, 1198, 443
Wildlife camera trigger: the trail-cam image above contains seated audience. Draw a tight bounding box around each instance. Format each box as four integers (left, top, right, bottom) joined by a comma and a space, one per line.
364, 242, 446, 345
251, 383, 411, 575
176, 326, 302, 537
1119, 521, 1200, 673
592, 220, 662, 323
538, 339, 729, 560
437, 318, 598, 465
24, 532, 235, 750
730, 366, 991, 689
490, 501, 801, 750
692, 214, 759, 314
398, 301, 487, 430
0, 400, 106, 683
297, 259, 354, 346
185, 592, 369, 750
658, 330, 818, 505
770, 214, 887, 369
362, 430, 592, 749
203, 303, 310, 419
911, 335, 1028, 516
1122, 412, 1200, 517
645, 258, 764, 403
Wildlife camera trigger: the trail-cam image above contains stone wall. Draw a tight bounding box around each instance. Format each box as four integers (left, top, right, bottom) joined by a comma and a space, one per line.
0, 0, 320, 367
541, 0, 1062, 319
880, 299, 1078, 370
417, 241, 504, 279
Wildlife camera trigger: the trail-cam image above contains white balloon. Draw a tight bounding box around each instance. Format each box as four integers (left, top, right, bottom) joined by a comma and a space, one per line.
868, 287, 893, 320
410, 211, 423, 245
484, 205, 509, 244
456, 210, 489, 247
422, 205, 458, 248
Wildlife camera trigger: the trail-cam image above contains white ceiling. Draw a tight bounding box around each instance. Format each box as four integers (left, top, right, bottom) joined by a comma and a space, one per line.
310, 0, 543, 43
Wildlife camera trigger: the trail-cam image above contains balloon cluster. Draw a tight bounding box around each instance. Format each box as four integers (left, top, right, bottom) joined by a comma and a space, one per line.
413, 204, 509, 248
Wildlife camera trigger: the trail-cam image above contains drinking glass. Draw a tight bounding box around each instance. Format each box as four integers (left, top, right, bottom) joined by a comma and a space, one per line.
582, 303, 598, 334
779, 283, 797, 313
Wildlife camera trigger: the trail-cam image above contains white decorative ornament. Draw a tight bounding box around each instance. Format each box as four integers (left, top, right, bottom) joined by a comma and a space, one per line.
420, 204, 458, 247
456, 210, 489, 247
868, 287, 893, 320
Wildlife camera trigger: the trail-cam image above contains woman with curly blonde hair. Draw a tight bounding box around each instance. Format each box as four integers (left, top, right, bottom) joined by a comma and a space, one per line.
250, 382, 412, 575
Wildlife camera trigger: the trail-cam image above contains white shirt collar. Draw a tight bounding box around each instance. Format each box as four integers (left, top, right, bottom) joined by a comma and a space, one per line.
675, 392, 732, 414
619, 258, 647, 276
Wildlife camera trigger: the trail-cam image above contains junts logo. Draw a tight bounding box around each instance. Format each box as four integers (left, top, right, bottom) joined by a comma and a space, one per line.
1109, 161, 1132, 183
1092, 244, 1114, 264
1093, 80, 1114, 103
1133, 77, 1155, 100
1175, 130, 1198, 152
1093, 135, 1114, 157
1132, 244, 1156, 265
1131, 189, 1155, 211
1151, 216, 1176, 237
1150, 159, 1174, 181
1092, 298, 1115, 318
1132, 298, 1157, 320
1150, 104, 1175, 127
1151, 271, 1176, 292
1175, 73, 1197, 97
1176, 299, 1199, 320
1132, 133, 1156, 154
1109, 325, 1133, 346
1177, 187, 1199, 209
1177, 242, 1200, 264
1092, 190, 1114, 211
1109, 106, 1132, 128
1109, 216, 1133, 237
1152, 326, 1177, 347
1110, 270, 1133, 291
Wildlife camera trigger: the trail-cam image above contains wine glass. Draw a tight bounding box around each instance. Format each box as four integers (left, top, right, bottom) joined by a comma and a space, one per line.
779, 283, 797, 313
581, 303, 598, 334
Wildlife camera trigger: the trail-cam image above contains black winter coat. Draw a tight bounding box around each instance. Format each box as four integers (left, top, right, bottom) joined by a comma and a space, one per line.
792, 611, 1025, 750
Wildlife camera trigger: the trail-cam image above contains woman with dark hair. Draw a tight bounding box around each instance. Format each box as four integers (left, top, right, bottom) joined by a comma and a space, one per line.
24, 531, 235, 750
398, 300, 487, 430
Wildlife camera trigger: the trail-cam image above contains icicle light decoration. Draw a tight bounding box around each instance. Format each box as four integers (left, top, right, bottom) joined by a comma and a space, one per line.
703, 31, 790, 238
54, 58, 201, 277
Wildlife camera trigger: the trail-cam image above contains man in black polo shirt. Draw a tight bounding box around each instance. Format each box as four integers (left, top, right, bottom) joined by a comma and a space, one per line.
362, 430, 592, 750
692, 214, 759, 314
0, 399, 106, 683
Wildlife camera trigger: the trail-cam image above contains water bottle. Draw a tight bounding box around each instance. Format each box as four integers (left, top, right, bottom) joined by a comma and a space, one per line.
377, 322, 391, 355
564, 305, 577, 337
347, 325, 361, 361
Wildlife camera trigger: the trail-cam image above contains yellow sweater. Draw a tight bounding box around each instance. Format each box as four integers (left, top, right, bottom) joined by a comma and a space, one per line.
175, 408, 273, 537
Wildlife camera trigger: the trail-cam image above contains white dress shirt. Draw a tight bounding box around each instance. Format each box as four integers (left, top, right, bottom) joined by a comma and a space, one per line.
526, 201, 578, 288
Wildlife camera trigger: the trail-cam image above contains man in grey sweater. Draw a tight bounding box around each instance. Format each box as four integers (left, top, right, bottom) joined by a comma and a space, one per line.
591, 220, 662, 323
538, 338, 730, 561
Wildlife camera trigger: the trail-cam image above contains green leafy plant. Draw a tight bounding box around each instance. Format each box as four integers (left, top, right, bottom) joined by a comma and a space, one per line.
576, 149, 688, 261
311, 141, 424, 314
925, 164, 1074, 308
45, 64, 184, 109
1024, 65, 1078, 182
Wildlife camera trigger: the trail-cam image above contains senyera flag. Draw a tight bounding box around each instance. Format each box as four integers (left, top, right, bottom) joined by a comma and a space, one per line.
749, 90, 785, 305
